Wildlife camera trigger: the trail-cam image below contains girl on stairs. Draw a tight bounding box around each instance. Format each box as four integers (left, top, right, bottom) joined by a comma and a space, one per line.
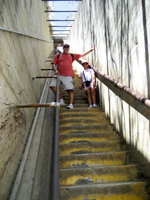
79, 60, 97, 108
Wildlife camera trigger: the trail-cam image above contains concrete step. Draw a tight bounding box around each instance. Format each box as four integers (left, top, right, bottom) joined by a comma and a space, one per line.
59, 124, 114, 135
60, 104, 99, 108
59, 181, 149, 200
59, 112, 106, 120
59, 151, 134, 169
58, 72, 150, 199
59, 140, 126, 155
62, 95, 87, 99
60, 103, 90, 108
59, 118, 109, 126
60, 107, 102, 113
59, 164, 145, 186
63, 100, 88, 104
59, 131, 120, 144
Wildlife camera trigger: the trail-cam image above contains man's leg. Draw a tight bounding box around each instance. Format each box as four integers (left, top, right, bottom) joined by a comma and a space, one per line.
66, 90, 74, 109
51, 86, 62, 100
61, 76, 74, 109
67, 90, 74, 104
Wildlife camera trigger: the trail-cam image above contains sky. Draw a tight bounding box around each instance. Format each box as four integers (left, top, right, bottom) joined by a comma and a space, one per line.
47, 1, 78, 38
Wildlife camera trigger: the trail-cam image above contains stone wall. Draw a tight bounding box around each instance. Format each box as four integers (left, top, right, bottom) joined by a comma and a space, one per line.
0, 0, 52, 199
67, 0, 150, 176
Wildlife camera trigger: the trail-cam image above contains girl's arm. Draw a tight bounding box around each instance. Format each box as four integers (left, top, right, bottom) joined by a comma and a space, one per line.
79, 77, 83, 90
92, 73, 96, 88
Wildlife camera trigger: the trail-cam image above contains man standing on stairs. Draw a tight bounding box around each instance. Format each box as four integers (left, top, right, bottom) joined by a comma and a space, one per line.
50, 43, 95, 109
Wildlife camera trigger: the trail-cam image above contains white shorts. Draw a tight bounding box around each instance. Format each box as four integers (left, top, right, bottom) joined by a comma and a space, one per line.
50, 76, 74, 91
83, 80, 94, 91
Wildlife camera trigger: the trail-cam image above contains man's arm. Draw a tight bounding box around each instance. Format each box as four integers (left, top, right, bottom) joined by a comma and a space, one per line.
79, 45, 95, 58
52, 63, 59, 75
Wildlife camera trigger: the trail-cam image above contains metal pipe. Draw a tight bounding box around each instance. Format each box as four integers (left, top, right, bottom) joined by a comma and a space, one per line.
41, 69, 54, 70
32, 75, 56, 80
10, 102, 60, 108
42, 0, 82, 1
92, 67, 150, 120
52, 74, 60, 200
45, 10, 77, 12
9, 72, 51, 200
47, 19, 74, 21
0, 27, 51, 43
50, 30, 70, 32
49, 26, 72, 27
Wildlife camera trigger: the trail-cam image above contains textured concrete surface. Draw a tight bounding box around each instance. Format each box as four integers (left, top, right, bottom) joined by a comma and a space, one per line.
0, 1, 53, 199
67, 0, 150, 177
59, 72, 150, 199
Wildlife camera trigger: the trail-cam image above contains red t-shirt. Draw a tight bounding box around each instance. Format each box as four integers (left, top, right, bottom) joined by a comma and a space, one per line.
52, 53, 81, 78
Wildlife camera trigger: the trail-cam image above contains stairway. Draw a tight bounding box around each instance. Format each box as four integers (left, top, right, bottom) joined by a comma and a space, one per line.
58, 71, 150, 200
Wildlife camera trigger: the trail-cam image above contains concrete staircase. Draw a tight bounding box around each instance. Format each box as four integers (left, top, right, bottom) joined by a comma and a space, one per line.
59, 72, 150, 200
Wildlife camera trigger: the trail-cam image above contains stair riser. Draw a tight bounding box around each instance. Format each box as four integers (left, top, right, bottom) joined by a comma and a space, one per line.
60, 108, 102, 114
62, 96, 87, 100
59, 152, 134, 169
59, 141, 125, 155
59, 165, 139, 186
59, 118, 109, 126
59, 113, 106, 120
59, 125, 114, 135
59, 132, 119, 144
60, 182, 148, 200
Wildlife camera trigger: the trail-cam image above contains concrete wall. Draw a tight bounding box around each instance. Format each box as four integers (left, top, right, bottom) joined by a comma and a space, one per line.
0, 0, 52, 199
67, 0, 150, 176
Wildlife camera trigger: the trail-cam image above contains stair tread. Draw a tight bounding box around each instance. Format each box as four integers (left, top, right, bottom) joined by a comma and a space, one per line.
59, 124, 113, 128
59, 150, 131, 157
59, 140, 124, 145
59, 164, 138, 171
60, 181, 146, 189
58, 71, 150, 199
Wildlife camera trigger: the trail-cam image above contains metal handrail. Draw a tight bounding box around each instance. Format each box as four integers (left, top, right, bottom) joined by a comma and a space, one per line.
52, 74, 60, 200
92, 66, 150, 120
0, 27, 51, 43
32, 75, 57, 80
9, 70, 60, 199
9, 71, 51, 200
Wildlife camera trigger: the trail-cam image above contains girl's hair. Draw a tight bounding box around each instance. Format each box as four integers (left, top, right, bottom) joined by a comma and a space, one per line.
88, 65, 91, 68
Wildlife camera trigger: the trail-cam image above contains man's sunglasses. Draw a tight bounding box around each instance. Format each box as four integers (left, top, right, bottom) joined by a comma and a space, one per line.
63, 46, 69, 48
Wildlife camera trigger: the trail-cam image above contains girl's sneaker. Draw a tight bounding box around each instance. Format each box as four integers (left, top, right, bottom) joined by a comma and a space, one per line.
93, 104, 97, 108
88, 105, 93, 109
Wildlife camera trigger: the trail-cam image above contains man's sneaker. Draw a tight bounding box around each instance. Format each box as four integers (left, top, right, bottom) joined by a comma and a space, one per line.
88, 105, 93, 109
59, 99, 65, 106
93, 104, 97, 108
66, 104, 74, 109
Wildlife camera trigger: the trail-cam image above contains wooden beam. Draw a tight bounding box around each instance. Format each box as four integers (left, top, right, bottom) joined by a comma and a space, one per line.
49, 26, 72, 27
45, 10, 77, 12
42, 0, 82, 1
50, 30, 70, 31
47, 19, 74, 21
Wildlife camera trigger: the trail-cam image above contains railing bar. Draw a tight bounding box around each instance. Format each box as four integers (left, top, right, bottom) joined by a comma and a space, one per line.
92, 67, 150, 120
9, 72, 51, 200
93, 67, 150, 108
11, 103, 59, 108
45, 10, 77, 12
52, 74, 60, 200
32, 75, 56, 79
41, 69, 54, 70
0, 27, 51, 43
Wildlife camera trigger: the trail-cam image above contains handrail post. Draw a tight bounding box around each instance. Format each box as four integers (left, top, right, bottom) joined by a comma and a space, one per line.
52, 74, 60, 200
